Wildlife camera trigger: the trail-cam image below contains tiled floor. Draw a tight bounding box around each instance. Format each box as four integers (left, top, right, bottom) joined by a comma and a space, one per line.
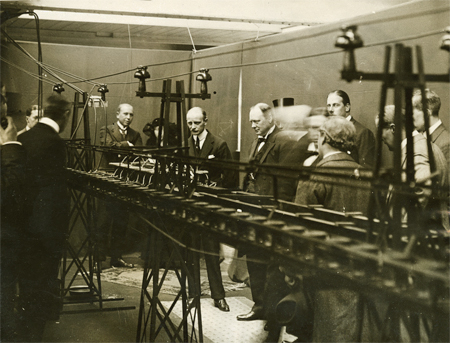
160, 297, 269, 343
42, 248, 296, 343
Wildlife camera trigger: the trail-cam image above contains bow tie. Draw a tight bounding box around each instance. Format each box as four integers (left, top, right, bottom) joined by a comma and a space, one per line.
257, 137, 266, 144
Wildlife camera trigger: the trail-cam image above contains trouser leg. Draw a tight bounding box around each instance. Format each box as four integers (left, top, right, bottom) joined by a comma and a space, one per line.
1, 236, 20, 342
18, 239, 62, 342
109, 203, 130, 262
202, 235, 225, 300
246, 250, 268, 310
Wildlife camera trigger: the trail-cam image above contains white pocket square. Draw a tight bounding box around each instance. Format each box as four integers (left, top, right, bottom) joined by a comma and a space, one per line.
208, 155, 215, 159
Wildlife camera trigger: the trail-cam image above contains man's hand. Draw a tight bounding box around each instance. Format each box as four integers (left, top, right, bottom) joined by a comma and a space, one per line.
0, 116, 18, 144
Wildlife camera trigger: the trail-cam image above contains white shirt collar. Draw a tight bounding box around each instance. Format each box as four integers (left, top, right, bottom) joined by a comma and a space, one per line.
346, 115, 352, 121
116, 121, 128, 132
39, 117, 60, 133
260, 125, 276, 139
25, 125, 31, 131
193, 130, 208, 150
307, 142, 317, 152
193, 129, 208, 142
427, 119, 442, 135
401, 130, 419, 149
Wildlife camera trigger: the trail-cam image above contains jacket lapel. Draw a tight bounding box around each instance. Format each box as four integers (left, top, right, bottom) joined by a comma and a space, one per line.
257, 127, 280, 163
431, 124, 444, 143
258, 142, 275, 163
200, 132, 213, 158
110, 124, 124, 142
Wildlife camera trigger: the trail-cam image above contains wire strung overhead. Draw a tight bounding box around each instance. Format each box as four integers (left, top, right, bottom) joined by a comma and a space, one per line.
1, 28, 85, 94
1, 16, 445, 94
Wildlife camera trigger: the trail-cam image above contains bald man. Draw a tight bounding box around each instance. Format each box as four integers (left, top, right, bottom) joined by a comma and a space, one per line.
98, 104, 142, 268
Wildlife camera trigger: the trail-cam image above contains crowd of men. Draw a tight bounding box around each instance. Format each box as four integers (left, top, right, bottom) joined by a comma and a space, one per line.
1, 87, 448, 342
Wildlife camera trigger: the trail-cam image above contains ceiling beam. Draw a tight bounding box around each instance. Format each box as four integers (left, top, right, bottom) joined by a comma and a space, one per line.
1, 0, 319, 26
3, 26, 244, 49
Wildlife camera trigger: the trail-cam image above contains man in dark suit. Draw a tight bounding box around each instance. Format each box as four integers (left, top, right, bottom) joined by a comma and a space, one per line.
294, 116, 374, 342
185, 107, 232, 312
18, 95, 72, 342
412, 89, 449, 162
1, 96, 26, 342
295, 116, 370, 214
327, 90, 376, 169
98, 103, 143, 169
239, 103, 291, 342
98, 103, 143, 268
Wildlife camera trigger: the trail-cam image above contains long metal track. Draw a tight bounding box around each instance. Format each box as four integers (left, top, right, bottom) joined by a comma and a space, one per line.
67, 169, 449, 319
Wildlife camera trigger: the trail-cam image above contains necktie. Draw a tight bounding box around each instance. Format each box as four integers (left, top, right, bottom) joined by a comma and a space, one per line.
256, 136, 266, 151
252, 137, 266, 158
195, 136, 201, 155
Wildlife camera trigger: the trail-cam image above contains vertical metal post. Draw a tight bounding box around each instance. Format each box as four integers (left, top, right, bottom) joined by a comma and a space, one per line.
392, 44, 405, 249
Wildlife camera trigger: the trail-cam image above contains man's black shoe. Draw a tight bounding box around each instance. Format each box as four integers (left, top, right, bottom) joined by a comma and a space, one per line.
236, 308, 264, 321
110, 258, 134, 268
214, 298, 230, 312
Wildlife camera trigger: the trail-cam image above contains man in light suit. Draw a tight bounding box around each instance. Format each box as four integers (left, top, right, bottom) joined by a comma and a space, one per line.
238, 103, 291, 342
98, 104, 142, 268
377, 105, 449, 342
412, 89, 449, 162
327, 90, 376, 169
18, 95, 72, 341
185, 107, 233, 312
379, 105, 449, 231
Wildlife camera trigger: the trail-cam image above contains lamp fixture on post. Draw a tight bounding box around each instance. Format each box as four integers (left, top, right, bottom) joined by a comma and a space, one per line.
335, 25, 363, 82
53, 83, 65, 94
196, 68, 212, 98
97, 84, 109, 101
134, 66, 150, 98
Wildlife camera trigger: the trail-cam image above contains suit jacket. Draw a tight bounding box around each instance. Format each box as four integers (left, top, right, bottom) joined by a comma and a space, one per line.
399, 134, 449, 230
350, 118, 376, 169
430, 123, 450, 163
295, 152, 370, 216
245, 126, 293, 196
98, 122, 143, 170
18, 123, 69, 253
188, 130, 237, 188
1, 143, 26, 239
